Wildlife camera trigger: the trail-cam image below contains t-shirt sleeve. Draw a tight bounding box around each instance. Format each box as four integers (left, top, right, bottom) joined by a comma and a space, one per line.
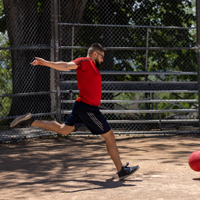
73, 58, 82, 70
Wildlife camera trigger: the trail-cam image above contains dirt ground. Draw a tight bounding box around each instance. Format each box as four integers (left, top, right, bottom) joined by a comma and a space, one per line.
1, 134, 200, 200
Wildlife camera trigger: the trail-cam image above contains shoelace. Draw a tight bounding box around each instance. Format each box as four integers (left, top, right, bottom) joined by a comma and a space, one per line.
126, 162, 129, 167
124, 162, 129, 168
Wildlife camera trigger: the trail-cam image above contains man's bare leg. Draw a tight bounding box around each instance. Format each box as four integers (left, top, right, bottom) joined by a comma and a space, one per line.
101, 129, 140, 180
10, 113, 74, 135
31, 120, 74, 136
101, 129, 123, 172
10, 113, 139, 180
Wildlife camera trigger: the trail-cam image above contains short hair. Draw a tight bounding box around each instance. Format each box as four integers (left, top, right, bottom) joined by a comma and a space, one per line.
87, 43, 106, 55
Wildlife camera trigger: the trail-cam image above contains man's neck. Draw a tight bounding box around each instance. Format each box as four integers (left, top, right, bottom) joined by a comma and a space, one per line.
87, 55, 95, 63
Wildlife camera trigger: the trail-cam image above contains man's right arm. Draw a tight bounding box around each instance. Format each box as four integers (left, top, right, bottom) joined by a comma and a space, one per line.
30, 57, 78, 71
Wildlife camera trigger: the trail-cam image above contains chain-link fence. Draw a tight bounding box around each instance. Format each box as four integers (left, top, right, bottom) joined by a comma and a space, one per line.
0, 0, 57, 126
0, 0, 199, 136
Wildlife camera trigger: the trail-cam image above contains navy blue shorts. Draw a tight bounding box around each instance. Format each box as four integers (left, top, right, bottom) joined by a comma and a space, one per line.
65, 101, 111, 135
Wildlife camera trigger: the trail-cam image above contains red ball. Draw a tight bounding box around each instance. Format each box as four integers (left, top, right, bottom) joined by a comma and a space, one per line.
188, 151, 200, 171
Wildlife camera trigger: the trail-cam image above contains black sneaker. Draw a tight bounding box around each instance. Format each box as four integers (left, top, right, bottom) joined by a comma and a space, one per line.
10, 113, 35, 128
117, 162, 140, 180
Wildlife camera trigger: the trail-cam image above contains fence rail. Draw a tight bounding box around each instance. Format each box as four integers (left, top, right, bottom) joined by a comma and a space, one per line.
62, 71, 198, 75
0, 0, 199, 136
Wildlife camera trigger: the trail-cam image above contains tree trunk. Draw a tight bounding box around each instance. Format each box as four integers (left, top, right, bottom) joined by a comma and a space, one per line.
3, 0, 51, 116
3, 0, 87, 117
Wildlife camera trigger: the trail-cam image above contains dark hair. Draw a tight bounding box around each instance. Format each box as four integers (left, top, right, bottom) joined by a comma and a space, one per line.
88, 43, 106, 55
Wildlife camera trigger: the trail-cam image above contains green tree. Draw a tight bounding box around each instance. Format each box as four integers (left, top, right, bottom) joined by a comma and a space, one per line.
0, 41, 12, 118
72, 0, 196, 119
1, 0, 197, 119
3, 0, 52, 116
76, 0, 196, 74
0, 0, 12, 118
2, 0, 88, 117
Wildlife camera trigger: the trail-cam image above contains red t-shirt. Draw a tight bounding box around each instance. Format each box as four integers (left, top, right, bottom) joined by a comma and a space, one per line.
73, 57, 102, 106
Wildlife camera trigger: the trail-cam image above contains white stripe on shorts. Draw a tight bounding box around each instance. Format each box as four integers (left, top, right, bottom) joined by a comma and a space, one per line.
87, 112, 104, 131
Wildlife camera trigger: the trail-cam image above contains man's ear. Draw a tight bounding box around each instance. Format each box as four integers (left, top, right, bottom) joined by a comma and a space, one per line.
93, 52, 97, 57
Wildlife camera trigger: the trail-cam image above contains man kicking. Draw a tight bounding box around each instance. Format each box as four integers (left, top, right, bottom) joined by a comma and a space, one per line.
10, 43, 139, 180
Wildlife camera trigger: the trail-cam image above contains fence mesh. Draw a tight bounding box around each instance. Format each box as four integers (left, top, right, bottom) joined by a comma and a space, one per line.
0, 0, 199, 136
59, 0, 198, 133
0, 0, 56, 127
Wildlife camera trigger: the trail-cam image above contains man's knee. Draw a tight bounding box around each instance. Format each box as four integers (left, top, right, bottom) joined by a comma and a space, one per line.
101, 129, 115, 142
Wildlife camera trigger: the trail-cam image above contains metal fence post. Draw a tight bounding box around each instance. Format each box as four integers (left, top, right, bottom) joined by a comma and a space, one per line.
71, 25, 74, 60
53, 0, 61, 123
145, 28, 149, 74
145, 28, 150, 119
196, 0, 200, 132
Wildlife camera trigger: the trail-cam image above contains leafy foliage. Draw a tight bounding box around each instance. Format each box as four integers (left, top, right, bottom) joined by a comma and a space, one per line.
0, 33, 12, 117
76, 0, 196, 76
0, 0, 198, 120
75, 0, 197, 118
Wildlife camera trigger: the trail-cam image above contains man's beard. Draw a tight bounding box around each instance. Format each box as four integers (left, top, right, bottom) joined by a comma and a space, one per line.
95, 58, 101, 68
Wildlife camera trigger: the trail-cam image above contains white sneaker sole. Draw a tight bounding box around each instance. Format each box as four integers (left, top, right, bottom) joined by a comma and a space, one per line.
10, 113, 32, 128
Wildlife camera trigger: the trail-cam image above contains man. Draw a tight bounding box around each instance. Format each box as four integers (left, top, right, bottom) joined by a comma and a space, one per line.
10, 43, 139, 180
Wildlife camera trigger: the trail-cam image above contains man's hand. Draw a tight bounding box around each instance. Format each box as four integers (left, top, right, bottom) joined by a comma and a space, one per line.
30, 57, 46, 66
